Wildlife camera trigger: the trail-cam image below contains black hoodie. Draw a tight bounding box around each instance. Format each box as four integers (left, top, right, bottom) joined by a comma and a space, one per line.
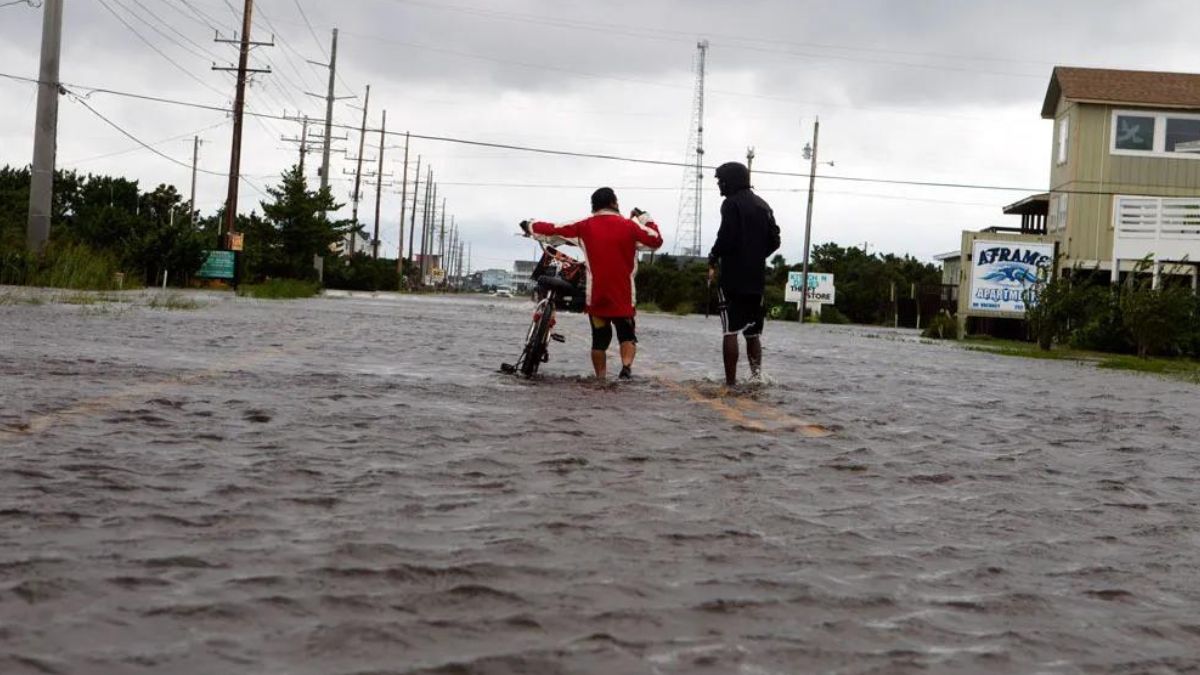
707, 163, 781, 295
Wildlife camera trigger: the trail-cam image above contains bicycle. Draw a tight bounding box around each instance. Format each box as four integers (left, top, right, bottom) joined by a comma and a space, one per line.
500, 238, 587, 378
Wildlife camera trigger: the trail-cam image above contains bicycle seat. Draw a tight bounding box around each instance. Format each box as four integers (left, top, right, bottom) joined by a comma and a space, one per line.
537, 275, 578, 295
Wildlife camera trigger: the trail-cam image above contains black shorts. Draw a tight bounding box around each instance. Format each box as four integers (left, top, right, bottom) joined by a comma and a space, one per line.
718, 290, 765, 337
590, 316, 636, 351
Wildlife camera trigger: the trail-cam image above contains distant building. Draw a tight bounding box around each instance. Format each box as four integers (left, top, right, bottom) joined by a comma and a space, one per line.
479, 269, 511, 291
512, 260, 537, 294
934, 251, 961, 287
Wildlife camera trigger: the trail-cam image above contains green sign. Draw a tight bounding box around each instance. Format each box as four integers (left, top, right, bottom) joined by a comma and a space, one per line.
197, 250, 236, 279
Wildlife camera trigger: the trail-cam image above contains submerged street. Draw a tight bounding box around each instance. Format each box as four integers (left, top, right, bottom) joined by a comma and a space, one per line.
2, 291, 1199, 674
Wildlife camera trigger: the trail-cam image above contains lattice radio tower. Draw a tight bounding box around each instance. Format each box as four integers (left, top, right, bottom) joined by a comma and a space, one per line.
673, 40, 708, 257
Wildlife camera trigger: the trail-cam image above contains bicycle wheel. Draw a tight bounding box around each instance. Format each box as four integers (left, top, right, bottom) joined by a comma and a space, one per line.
520, 298, 555, 378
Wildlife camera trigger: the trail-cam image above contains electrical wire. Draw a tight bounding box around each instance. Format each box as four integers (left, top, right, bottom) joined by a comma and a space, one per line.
2, 70, 1187, 201
381, 0, 1048, 79
63, 89, 268, 199
95, 0, 228, 98
292, 0, 328, 60
63, 119, 228, 165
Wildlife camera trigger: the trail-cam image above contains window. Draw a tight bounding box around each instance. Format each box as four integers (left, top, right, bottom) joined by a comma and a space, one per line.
1049, 194, 1068, 232
1166, 118, 1200, 153
1057, 116, 1070, 165
1111, 110, 1200, 158
1114, 115, 1155, 151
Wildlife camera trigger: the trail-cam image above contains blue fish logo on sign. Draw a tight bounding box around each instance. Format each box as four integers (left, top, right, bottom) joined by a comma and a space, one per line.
983, 264, 1039, 285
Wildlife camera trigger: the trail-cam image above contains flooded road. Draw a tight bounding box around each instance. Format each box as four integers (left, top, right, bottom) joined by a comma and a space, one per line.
2, 290, 1199, 674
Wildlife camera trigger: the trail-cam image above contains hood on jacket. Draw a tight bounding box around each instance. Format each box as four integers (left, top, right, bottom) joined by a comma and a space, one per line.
715, 162, 751, 197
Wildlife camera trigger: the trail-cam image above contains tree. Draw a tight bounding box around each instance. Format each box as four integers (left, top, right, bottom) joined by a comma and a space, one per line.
260, 165, 347, 279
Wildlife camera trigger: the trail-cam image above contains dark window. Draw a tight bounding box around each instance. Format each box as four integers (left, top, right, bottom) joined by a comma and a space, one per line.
1115, 115, 1155, 151
1166, 118, 1200, 153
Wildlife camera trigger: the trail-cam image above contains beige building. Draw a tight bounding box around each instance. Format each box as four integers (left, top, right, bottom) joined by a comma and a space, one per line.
1043, 67, 1200, 281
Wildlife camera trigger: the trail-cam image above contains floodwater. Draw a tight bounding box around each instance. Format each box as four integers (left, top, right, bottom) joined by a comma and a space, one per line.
2, 289, 1199, 675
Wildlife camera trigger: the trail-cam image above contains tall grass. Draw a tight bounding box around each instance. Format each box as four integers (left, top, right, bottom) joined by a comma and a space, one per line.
1, 242, 127, 290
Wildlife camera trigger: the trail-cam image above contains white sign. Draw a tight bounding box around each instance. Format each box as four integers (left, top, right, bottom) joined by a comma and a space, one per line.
786, 272, 835, 304
968, 240, 1054, 314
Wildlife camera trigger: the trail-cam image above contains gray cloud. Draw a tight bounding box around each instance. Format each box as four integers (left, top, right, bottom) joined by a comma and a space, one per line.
2, 0, 1199, 268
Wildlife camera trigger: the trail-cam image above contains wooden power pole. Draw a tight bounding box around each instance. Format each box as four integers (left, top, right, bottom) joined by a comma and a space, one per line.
214, 0, 272, 244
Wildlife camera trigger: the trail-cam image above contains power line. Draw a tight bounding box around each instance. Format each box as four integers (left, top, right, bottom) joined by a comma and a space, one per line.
381, 0, 1047, 79
2, 71, 1188, 201
63, 119, 228, 164
64, 89, 268, 199
292, 0, 327, 60
95, 0, 227, 97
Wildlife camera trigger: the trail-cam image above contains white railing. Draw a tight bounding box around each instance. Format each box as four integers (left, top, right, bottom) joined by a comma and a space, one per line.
1113, 196, 1200, 262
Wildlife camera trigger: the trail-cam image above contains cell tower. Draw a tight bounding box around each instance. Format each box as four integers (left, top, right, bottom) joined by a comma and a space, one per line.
673, 40, 708, 258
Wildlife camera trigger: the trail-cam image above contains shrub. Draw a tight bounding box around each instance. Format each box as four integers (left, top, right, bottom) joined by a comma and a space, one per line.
1070, 287, 1133, 353
1120, 280, 1194, 357
819, 305, 850, 324
921, 311, 958, 340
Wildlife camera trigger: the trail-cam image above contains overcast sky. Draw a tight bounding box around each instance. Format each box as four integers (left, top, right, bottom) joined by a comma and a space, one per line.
3, 0, 1200, 271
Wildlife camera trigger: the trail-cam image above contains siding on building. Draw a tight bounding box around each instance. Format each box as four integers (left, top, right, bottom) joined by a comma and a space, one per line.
1049, 96, 1200, 268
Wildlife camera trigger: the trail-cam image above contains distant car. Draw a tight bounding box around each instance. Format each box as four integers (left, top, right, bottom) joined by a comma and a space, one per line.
494, 289, 513, 298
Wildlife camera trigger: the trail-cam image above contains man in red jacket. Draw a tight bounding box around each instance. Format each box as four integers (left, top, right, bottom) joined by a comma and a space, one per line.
522, 187, 663, 380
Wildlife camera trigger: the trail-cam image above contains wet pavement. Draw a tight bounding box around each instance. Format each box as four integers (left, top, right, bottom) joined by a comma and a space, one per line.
2, 289, 1199, 674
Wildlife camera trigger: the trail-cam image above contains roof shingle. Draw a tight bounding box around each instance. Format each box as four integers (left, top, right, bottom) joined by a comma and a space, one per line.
1042, 66, 1200, 118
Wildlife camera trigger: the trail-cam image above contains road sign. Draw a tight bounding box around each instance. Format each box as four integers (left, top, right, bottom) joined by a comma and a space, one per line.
197, 250, 236, 279
786, 272, 835, 304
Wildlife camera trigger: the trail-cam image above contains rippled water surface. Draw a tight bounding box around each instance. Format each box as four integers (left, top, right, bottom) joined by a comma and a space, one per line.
2, 290, 1199, 674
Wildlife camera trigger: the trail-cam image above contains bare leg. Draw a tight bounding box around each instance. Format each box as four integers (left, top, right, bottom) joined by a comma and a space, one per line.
746, 335, 762, 376
722, 334, 739, 386
619, 341, 636, 368
591, 349, 607, 380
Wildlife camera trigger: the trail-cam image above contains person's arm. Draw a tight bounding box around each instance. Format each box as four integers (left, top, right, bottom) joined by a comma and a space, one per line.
529, 219, 583, 247
765, 207, 781, 256
630, 211, 664, 251
707, 200, 736, 280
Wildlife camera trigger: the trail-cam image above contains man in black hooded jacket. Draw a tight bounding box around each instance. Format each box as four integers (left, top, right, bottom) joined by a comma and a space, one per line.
707, 162, 781, 386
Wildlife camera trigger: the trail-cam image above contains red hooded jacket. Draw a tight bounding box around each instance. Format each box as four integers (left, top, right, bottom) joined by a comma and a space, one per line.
530, 210, 663, 318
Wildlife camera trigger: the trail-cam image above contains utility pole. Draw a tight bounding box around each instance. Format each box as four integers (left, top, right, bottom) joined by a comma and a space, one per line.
26, 0, 63, 253
213, 0, 272, 244
307, 28, 342, 210
746, 147, 755, 181
372, 109, 387, 259
280, 115, 311, 173
396, 132, 410, 273
188, 136, 202, 225
419, 168, 432, 283
346, 84, 371, 256
428, 182, 439, 282
800, 117, 820, 322
407, 154, 421, 264
438, 198, 447, 283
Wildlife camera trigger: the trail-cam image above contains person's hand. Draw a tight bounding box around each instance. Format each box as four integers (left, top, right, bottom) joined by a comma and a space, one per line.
707, 266, 717, 284
630, 209, 651, 226
519, 220, 532, 236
